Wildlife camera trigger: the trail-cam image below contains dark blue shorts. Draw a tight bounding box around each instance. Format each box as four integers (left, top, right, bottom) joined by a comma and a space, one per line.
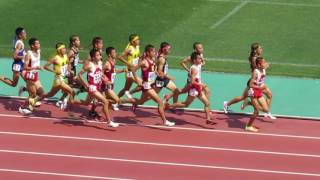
12, 61, 24, 72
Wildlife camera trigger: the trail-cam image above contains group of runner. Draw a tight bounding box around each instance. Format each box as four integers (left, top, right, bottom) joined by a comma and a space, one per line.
0, 27, 276, 132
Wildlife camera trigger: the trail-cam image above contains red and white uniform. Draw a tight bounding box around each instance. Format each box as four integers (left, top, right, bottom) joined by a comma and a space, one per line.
141, 58, 156, 90
24, 50, 40, 81
103, 60, 116, 90
249, 68, 266, 98
188, 64, 202, 97
87, 61, 103, 93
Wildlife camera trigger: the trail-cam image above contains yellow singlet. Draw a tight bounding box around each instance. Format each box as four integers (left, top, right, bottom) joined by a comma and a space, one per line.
53, 54, 69, 85
126, 45, 140, 66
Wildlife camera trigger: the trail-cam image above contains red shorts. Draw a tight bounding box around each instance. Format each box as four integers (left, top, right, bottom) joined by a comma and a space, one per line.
253, 88, 263, 98
188, 83, 202, 97
25, 71, 39, 82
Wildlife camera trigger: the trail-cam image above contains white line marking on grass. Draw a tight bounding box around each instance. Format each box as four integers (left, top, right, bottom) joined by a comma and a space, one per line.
0, 45, 319, 68
0, 149, 320, 177
1, 131, 320, 158
169, 55, 320, 68
210, 0, 249, 29
208, 0, 320, 8
0, 168, 135, 180
1, 113, 320, 140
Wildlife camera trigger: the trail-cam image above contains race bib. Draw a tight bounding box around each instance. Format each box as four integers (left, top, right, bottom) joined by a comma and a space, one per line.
88, 85, 97, 92
189, 88, 199, 97
13, 64, 21, 71
164, 64, 168, 75
143, 82, 152, 90
247, 88, 254, 97
60, 65, 68, 76
93, 72, 102, 84
26, 71, 36, 80
111, 73, 116, 83
133, 57, 139, 66
155, 80, 164, 88
148, 72, 156, 82
127, 71, 134, 78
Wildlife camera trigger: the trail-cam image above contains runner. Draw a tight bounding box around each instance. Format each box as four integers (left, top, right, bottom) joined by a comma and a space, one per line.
0, 27, 28, 95
18, 38, 44, 114
164, 42, 210, 104
117, 34, 141, 99
131, 44, 175, 126
74, 48, 119, 127
246, 57, 276, 132
29, 43, 74, 110
166, 52, 215, 125
102, 46, 127, 110
56, 35, 84, 107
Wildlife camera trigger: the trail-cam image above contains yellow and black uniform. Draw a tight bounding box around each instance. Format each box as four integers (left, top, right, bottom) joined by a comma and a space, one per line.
126, 44, 140, 78
53, 54, 69, 86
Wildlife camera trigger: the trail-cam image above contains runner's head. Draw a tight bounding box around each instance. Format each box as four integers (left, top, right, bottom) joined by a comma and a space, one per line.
92, 37, 103, 50
15, 27, 27, 40
56, 43, 66, 55
90, 48, 102, 62
256, 57, 267, 69
28, 38, 40, 51
129, 34, 140, 47
69, 35, 80, 48
106, 46, 116, 59
158, 42, 171, 56
190, 52, 202, 65
193, 42, 203, 54
144, 44, 156, 59
250, 43, 262, 57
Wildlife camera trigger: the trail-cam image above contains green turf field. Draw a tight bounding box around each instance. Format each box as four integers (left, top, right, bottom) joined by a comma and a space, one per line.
0, 0, 320, 78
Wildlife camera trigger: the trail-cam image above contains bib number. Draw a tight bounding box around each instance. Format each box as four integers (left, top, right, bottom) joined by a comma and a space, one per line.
155, 80, 164, 88
164, 64, 168, 75
143, 82, 152, 90
133, 57, 139, 66
26, 71, 36, 80
93, 73, 102, 84
148, 72, 156, 82
60, 65, 68, 76
189, 88, 199, 97
88, 85, 97, 92
13, 64, 21, 71
111, 73, 116, 83
247, 88, 254, 97
127, 71, 134, 78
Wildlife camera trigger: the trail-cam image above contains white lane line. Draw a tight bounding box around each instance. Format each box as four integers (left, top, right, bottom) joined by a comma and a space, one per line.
210, 0, 249, 29
1, 131, 320, 158
0, 168, 134, 180
1, 113, 320, 140
0, 149, 319, 177
208, 0, 320, 8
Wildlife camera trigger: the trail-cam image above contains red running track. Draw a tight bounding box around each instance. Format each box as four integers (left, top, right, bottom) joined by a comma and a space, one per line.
0, 98, 320, 180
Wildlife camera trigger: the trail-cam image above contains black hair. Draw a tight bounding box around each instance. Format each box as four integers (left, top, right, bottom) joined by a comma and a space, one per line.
90, 48, 100, 58
256, 56, 265, 67
15, 27, 25, 36
28, 38, 38, 47
129, 34, 139, 42
92, 37, 103, 47
193, 42, 202, 50
106, 46, 115, 56
69, 35, 79, 48
190, 52, 201, 62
